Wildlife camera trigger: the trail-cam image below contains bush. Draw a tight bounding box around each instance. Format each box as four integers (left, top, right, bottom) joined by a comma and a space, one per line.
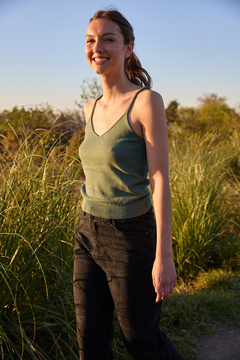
170, 132, 240, 279
0, 127, 83, 359
0, 95, 239, 357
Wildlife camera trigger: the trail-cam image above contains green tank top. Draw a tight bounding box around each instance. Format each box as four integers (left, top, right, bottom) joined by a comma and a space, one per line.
79, 86, 152, 219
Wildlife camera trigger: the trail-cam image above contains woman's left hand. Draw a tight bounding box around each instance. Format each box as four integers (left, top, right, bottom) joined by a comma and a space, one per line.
152, 254, 177, 302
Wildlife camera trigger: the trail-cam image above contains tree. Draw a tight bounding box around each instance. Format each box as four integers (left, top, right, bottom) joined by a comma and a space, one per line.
165, 100, 180, 125
178, 94, 240, 138
75, 77, 102, 121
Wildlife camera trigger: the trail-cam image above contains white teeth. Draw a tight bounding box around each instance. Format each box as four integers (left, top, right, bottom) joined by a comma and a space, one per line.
94, 58, 107, 62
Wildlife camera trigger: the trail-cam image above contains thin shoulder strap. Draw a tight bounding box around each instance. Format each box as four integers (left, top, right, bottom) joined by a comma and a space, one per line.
88, 95, 103, 122
126, 86, 150, 114
88, 87, 149, 122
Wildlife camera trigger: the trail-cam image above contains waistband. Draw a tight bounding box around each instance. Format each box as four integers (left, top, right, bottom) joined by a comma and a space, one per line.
81, 207, 154, 225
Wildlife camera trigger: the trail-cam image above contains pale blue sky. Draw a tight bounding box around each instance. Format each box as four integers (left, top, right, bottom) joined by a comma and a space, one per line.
0, 0, 240, 112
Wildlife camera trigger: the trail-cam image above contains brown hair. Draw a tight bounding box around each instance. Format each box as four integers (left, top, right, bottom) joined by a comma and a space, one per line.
89, 9, 152, 88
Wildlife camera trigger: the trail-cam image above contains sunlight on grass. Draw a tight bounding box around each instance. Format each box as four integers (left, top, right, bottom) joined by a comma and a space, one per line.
170, 132, 240, 279
0, 120, 239, 359
0, 126, 82, 359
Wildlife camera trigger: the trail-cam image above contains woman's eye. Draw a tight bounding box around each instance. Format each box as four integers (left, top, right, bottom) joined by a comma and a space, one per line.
104, 38, 114, 42
86, 39, 94, 43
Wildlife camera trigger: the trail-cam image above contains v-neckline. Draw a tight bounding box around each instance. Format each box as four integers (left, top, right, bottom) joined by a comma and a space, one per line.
90, 87, 148, 138
91, 104, 127, 138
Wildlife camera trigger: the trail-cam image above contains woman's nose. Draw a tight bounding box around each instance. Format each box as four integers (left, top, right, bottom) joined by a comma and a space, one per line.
93, 39, 103, 53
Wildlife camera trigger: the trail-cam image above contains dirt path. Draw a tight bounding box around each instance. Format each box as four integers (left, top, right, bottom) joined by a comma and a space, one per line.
196, 325, 240, 360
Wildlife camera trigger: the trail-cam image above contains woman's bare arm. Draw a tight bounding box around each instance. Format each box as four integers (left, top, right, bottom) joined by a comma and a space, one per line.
137, 90, 177, 302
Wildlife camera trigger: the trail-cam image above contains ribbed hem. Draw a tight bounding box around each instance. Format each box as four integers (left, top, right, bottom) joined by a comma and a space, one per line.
81, 196, 152, 219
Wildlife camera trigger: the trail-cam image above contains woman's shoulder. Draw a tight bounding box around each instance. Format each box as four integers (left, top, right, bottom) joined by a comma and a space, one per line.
84, 99, 96, 123
139, 88, 164, 107
135, 88, 165, 120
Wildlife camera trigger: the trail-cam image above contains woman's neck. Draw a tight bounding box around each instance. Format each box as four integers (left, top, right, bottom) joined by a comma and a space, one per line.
99, 74, 139, 103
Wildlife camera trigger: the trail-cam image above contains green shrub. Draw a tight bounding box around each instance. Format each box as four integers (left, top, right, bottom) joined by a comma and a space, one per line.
170, 132, 240, 279
0, 101, 239, 357
0, 127, 83, 359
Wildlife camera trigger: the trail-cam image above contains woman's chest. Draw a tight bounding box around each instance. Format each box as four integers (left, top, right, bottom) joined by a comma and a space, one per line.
91, 103, 143, 138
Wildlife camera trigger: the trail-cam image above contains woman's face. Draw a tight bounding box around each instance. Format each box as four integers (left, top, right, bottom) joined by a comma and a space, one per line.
85, 18, 133, 76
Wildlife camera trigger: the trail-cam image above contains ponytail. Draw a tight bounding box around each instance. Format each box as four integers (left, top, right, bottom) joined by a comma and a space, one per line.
125, 52, 152, 88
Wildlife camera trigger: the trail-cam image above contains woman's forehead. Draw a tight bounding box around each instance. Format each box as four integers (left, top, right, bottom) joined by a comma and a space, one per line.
86, 18, 121, 36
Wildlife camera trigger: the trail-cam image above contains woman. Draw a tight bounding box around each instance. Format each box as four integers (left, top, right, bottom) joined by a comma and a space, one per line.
73, 9, 185, 360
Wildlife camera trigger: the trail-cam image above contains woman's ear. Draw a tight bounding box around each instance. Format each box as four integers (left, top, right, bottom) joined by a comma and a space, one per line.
125, 41, 134, 58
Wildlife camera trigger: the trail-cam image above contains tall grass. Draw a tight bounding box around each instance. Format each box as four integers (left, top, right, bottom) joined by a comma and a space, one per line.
0, 126, 82, 359
170, 132, 240, 279
0, 123, 239, 358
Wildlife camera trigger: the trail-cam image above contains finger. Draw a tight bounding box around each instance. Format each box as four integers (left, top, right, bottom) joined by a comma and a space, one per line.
155, 286, 162, 302
165, 280, 176, 298
163, 284, 170, 299
155, 284, 163, 302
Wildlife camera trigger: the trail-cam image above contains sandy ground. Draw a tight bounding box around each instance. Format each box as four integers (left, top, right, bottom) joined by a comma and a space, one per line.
196, 325, 240, 360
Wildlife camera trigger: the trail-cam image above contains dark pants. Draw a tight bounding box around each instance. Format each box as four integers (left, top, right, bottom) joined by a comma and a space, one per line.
73, 208, 185, 360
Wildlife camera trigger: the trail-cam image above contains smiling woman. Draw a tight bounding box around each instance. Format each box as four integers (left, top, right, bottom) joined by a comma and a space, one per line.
73, 8, 185, 360
85, 19, 131, 76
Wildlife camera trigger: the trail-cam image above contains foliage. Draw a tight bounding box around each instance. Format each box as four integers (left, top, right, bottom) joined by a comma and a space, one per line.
75, 77, 102, 120
165, 100, 180, 125
169, 132, 240, 279
0, 83, 240, 358
0, 128, 83, 359
168, 93, 240, 140
0, 105, 84, 157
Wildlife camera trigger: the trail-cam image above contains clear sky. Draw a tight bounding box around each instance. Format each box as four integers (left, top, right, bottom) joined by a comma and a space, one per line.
0, 0, 240, 112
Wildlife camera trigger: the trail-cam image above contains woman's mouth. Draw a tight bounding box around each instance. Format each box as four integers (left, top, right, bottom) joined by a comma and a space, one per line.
93, 57, 109, 63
